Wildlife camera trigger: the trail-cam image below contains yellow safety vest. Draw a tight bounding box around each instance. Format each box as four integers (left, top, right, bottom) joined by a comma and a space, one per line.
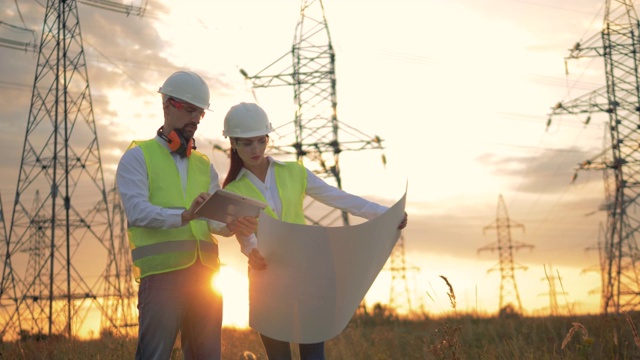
224, 161, 308, 224
127, 139, 219, 279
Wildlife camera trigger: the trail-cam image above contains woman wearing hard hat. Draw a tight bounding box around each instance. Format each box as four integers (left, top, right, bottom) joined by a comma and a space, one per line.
220, 102, 408, 360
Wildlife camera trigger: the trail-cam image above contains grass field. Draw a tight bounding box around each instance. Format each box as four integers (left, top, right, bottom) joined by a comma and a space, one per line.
2, 307, 640, 359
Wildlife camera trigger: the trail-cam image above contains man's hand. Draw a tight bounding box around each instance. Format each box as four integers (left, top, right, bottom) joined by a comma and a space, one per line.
182, 192, 210, 225
248, 248, 267, 270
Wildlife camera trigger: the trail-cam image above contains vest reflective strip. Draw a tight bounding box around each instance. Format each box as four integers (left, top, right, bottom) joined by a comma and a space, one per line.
131, 240, 218, 262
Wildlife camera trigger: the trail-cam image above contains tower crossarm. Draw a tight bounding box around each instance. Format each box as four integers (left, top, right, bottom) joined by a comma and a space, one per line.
240, 56, 296, 88
565, 31, 605, 60
78, 0, 146, 16
549, 86, 611, 118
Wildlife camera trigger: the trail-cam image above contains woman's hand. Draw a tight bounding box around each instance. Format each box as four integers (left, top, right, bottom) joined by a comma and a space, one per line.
227, 216, 258, 237
398, 212, 408, 230
248, 248, 267, 270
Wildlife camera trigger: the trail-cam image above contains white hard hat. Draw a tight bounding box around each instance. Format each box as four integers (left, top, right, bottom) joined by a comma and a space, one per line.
223, 102, 273, 138
158, 71, 210, 110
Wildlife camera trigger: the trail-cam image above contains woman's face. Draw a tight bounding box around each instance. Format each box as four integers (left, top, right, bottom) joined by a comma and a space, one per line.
232, 135, 268, 167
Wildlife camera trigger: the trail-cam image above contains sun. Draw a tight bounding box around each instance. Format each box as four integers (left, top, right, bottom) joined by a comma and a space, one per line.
211, 265, 250, 328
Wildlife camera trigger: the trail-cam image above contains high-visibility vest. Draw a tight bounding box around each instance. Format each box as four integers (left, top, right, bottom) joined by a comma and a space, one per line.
224, 161, 307, 224
127, 139, 219, 279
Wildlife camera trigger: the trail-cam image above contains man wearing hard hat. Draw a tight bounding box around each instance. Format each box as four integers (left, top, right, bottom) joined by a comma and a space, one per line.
116, 71, 257, 360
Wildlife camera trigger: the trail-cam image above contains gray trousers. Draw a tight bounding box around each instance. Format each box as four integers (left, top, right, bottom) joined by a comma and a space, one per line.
135, 262, 223, 360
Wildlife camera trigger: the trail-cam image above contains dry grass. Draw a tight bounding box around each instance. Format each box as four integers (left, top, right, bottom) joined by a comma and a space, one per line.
439, 275, 457, 311
624, 311, 640, 348
3, 312, 640, 359
561, 322, 589, 350
2, 275, 640, 359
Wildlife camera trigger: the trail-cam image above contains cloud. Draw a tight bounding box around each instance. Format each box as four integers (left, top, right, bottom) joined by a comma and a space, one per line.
0, 0, 235, 184
476, 146, 604, 194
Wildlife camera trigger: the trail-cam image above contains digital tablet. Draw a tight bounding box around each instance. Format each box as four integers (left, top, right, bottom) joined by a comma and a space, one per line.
194, 189, 268, 224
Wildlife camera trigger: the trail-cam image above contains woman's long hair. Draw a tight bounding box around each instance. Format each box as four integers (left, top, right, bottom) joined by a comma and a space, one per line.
223, 140, 243, 188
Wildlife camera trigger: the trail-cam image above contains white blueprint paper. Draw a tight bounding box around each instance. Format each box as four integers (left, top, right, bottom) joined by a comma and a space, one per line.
249, 190, 407, 343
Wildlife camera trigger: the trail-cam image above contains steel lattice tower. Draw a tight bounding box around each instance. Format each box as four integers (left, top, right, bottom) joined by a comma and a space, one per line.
0, 0, 141, 339
239, 0, 385, 227
583, 223, 609, 312
96, 184, 137, 336
238, 0, 412, 315
388, 235, 419, 315
548, 0, 640, 314
479, 195, 533, 314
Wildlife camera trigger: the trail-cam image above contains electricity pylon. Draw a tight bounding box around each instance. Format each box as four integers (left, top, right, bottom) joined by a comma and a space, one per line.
238, 0, 385, 227
237, 0, 412, 315
0, 193, 8, 301
547, 0, 640, 315
582, 223, 608, 313
0, 0, 143, 340
95, 184, 137, 336
479, 195, 533, 314
388, 235, 419, 315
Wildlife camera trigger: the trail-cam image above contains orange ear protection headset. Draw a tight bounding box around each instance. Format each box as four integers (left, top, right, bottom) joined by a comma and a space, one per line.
157, 126, 196, 157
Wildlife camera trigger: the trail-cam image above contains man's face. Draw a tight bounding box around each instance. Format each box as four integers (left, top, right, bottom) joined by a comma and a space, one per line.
164, 98, 205, 138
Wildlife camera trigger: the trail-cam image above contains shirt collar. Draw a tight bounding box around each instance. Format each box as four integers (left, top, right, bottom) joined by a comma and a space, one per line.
237, 156, 281, 179
268, 156, 285, 165
155, 135, 172, 151
154, 135, 184, 160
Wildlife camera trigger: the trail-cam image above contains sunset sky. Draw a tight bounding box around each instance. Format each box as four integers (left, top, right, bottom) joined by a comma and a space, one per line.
0, 0, 625, 330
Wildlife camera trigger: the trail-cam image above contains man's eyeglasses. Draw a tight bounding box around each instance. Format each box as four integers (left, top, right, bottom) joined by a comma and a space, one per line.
168, 98, 205, 119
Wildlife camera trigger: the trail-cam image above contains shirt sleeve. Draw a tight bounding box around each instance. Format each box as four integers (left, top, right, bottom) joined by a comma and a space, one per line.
304, 169, 389, 220
236, 233, 258, 257
207, 220, 233, 236
116, 146, 184, 229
